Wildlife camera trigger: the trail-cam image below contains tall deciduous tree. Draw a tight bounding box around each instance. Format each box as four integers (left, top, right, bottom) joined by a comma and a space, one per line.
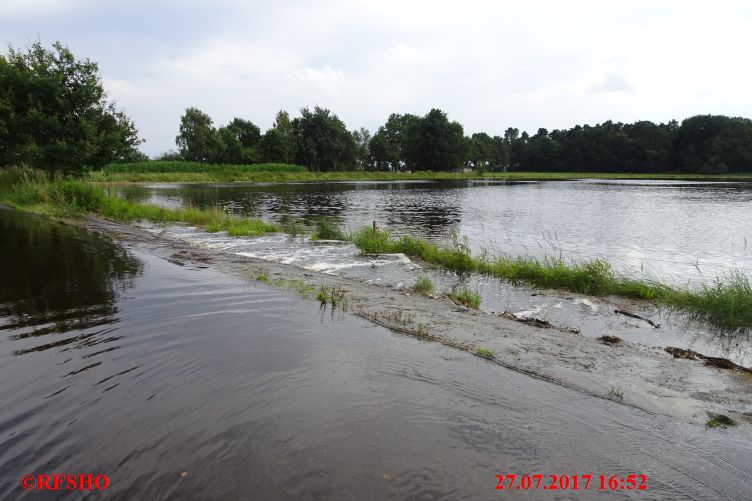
272, 110, 296, 163
0, 41, 142, 174
175, 107, 222, 163
402, 109, 466, 170
293, 106, 355, 171
673, 115, 752, 174
217, 117, 261, 163
352, 127, 371, 169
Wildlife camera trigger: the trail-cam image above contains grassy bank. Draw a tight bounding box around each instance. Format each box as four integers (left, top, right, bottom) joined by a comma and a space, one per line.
0, 167, 280, 236
102, 161, 307, 174
349, 227, 752, 332
88, 163, 752, 184
89, 169, 492, 183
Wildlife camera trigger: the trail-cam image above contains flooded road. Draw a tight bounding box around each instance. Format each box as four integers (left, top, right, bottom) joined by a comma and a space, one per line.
116, 179, 752, 365
1, 208, 752, 499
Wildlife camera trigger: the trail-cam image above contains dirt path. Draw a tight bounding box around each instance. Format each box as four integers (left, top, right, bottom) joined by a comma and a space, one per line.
81, 215, 752, 428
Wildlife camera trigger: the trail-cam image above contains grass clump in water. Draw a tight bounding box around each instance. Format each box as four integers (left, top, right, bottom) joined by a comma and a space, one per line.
310, 217, 346, 241
411, 276, 435, 294
449, 287, 481, 309
608, 386, 624, 400
666, 270, 752, 334
350, 226, 395, 254
706, 414, 736, 429
225, 218, 279, 237
270, 278, 316, 297
346, 224, 752, 333
316, 285, 347, 309
475, 347, 496, 358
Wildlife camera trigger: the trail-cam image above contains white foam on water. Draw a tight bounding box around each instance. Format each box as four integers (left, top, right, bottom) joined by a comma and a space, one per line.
149, 224, 419, 278
515, 305, 546, 318
573, 298, 600, 312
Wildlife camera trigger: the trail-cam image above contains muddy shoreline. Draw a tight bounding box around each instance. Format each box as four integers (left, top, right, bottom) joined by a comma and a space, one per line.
78, 214, 752, 428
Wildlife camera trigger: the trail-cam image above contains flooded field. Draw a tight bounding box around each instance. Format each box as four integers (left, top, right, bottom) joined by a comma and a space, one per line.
2, 208, 752, 499
116, 180, 752, 366
117, 179, 752, 283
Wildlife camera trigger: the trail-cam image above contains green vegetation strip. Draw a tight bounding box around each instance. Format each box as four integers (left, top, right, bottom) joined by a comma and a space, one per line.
88, 166, 752, 184
0, 167, 280, 237
3, 167, 750, 333
102, 161, 308, 174
350, 227, 752, 333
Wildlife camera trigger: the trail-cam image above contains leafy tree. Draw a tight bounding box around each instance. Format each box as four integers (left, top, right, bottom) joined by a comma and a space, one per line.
0, 41, 142, 174
259, 128, 287, 163
504, 127, 524, 170
216, 117, 260, 163
352, 127, 371, 169
673, 115, 752, 173
272, 110, 296, 163
224, 118, 261, 148
489, 135, 509, 170
402, 109, 466, 170
367, 132, 393, 171
175, 107, 222, 163
293, 106, 355, 171
377, 113, 420, 169
467, 132, 494, 169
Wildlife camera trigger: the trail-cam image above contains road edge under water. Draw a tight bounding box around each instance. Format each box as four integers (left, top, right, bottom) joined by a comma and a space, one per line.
67, 213, 752, 430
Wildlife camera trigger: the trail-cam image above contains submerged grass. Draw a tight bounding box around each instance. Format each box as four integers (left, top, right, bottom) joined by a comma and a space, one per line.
608, 386, 624, 400
449, 287, 482, 309
348, 225, 752, 333
412, 276, 435, 294
706, 414, 736, 429
316, 285, 347, 309
310, 217, 347, 241
475, 347, 496, 358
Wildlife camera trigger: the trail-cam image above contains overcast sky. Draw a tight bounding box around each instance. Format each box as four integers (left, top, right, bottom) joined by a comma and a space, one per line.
3, 0, 751, 155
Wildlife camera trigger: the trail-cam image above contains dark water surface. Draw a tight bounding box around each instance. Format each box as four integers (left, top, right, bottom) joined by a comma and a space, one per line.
117, 179, 752, 284
2, 208, 752, 500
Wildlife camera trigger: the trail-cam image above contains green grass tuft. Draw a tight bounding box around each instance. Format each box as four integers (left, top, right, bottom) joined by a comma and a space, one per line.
475, 347, 496, 358
449, 287, 481, 309
706, 415, 736, 429
412, 276, 435, 294
310, 217, 346, 240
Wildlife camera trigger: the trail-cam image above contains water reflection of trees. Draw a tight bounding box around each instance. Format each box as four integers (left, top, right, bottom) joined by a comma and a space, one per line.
129, 181, 465, 237
0, 209, 143, 355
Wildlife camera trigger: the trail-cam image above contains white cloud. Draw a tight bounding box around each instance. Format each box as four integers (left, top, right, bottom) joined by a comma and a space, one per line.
7, 0, 750, 153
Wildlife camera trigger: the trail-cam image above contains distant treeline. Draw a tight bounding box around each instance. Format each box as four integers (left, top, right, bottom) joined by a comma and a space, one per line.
171, 107, 752, 174
3, 41, 752, 175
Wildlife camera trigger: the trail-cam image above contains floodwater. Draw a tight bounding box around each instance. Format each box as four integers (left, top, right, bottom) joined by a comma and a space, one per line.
116, 180, 752, 366
117, 179, 752, 283
2, 208, 752, 499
